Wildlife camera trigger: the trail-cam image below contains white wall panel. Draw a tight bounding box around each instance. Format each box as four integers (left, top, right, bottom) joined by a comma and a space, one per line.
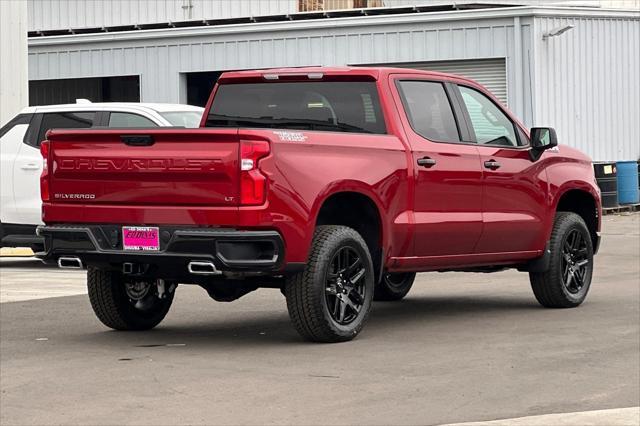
27, 0, 297, 32
532, 14, 640, 161
27, 1, 640, 33
0, 0, 28, 126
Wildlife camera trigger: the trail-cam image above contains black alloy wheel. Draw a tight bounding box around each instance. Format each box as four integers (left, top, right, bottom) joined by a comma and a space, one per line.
529, 212, 594, 308
324, 246, 367, 325
561, 228, 590, 294
285, 225, 374, 342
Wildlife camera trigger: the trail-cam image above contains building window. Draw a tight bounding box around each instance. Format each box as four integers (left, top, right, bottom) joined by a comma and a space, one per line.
298, 0, 383, 12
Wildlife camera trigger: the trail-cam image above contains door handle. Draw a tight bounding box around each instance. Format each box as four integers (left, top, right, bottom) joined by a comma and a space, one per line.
20, 163, 40, 171
484, 160, 501, 170
121, 135, 155, 146
417, 157, 437, 168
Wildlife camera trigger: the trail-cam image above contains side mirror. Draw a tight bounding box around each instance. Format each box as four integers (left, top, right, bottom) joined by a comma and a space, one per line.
529, 127, 558, 161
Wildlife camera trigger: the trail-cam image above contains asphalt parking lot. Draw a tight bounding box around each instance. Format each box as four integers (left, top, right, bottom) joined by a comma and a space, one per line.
1, 214, 638, 426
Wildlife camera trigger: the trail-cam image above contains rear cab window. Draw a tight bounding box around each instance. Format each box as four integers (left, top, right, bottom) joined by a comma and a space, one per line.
206, 81, 386, 134
35, 111, 96, 147
108, 112, 157, 127
160, 111, 202, 128
0, 114, 33, 140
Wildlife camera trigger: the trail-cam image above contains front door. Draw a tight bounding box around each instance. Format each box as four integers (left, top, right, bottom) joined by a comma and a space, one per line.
393, 78, 483, 258
456, 85, 548, 253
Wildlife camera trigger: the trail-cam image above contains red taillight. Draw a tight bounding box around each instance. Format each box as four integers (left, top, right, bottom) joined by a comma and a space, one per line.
40, 141, 50, 202
240, 140, 270, 205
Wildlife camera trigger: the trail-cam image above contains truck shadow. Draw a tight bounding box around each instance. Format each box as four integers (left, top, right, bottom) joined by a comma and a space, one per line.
78, 295, 541, 348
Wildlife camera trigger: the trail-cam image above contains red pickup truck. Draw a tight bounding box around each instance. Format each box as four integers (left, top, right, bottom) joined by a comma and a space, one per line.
37, 67, 601, 342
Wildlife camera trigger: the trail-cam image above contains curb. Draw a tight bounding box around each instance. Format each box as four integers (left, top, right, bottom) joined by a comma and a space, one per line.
0, 247, 35, 257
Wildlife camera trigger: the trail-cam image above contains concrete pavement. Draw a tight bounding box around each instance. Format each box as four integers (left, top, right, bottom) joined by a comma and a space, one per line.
1, 213, 638, 425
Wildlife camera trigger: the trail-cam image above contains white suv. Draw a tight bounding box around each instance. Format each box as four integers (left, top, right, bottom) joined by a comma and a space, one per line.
0, 101, 204, 250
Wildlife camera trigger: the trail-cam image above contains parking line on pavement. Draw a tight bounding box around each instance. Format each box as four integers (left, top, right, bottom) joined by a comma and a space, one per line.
442, 406, 640, 426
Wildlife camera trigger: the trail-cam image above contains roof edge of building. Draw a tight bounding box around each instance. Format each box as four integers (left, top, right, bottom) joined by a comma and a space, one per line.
28, 5, 639, 48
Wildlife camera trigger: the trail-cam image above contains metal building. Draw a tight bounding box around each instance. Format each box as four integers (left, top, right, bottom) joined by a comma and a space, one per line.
1, 0, 28, 126
26, 1, 640, 162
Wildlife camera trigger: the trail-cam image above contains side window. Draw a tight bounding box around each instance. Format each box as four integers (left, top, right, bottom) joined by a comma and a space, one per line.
108, 112, 157, 128
0, 114, 32, 139
516, 126, 530, 146
458, 86, 520, 147
397, 81, 460, 143
36, 112, 96, 146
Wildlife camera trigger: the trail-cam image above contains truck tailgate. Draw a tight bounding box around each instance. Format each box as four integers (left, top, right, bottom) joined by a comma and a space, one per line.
46, 128, 240, 207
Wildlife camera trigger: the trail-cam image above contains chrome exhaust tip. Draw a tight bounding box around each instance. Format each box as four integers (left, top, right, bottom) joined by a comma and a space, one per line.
58, 256, 83, 269
187, 261, 220, 275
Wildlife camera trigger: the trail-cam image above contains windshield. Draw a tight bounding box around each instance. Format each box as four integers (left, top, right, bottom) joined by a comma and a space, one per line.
160, 111, 203, 128
206, 82, 386, 134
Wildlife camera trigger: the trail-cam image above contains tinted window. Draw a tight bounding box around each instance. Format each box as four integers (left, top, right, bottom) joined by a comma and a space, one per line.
108, 112, 157, 127
459, 86, 520, 147
516, 126, 530, 146
397, 81, 460, 142
160, 111, 202, 128
206, 82, 386, 134
0, 114, 32, 139
37, 112, 96, 145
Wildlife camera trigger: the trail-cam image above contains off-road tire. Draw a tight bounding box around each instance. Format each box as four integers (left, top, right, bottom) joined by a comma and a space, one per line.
374, 272, 416, 301
529, 212, 594, 308
285, 225, 374, 343
87, 267, 174, 330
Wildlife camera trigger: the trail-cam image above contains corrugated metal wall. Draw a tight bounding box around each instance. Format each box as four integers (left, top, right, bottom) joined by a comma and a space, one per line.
27, 0, 297, 32
26, 0, 640, 31
0, 0, 28, 126
28, 12, 529, 120
532, 15, 640, 161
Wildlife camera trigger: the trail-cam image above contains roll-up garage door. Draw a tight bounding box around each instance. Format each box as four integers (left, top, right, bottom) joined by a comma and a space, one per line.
363, 58, 507, 105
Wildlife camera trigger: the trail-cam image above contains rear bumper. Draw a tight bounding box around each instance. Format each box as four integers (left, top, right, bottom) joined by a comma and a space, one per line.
0, 222, 44, 248
36, 224, 288, 278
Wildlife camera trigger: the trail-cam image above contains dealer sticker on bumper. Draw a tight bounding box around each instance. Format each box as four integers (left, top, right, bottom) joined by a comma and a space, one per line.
122, 226, 160, 251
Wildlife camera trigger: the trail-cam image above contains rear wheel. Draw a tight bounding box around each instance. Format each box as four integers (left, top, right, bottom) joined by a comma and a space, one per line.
87, 267, 175, 330
529, 212, 594, 308
285, 226, 374, 343
374, 272, 416, 301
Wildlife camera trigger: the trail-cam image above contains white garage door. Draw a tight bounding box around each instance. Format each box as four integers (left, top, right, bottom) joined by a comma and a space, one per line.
365, 58, 508, 105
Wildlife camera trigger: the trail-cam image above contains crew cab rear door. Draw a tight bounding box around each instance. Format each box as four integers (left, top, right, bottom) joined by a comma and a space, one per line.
14, 111, 97, 225
391, 75, 483, 259
453, 83, 548, 253
0, 114, 33, 223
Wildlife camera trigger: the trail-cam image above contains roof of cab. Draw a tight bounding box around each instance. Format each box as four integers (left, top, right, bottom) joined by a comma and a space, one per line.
19, 102, 203, 114
218, 66, 476, 84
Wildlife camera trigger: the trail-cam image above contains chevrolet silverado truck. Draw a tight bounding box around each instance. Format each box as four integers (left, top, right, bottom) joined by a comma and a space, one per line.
37, 67, 601, 343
